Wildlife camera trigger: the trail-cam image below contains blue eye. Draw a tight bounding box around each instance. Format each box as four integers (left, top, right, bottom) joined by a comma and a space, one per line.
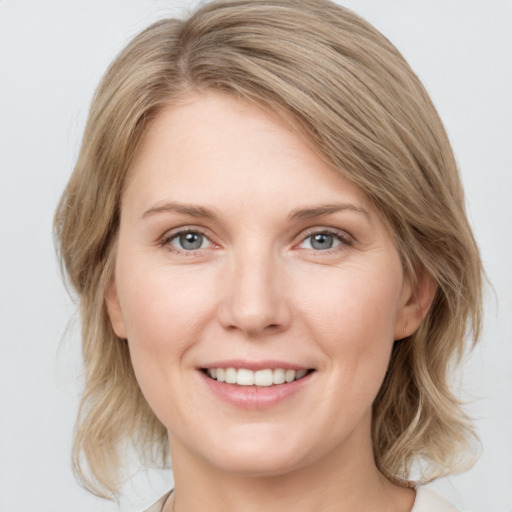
170, 231, 209, 251
300, 232, 344, 251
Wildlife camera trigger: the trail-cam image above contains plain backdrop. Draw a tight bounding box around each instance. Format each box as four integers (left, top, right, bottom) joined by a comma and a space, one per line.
1, 1, 511, 511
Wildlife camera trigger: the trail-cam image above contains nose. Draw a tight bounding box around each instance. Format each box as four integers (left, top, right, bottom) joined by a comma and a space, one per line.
217, 245, 292, 336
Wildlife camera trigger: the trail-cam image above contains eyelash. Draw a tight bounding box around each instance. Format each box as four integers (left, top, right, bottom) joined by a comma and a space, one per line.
297, 228, 353, 253
159, 227, 353, 256
159, 227, 213, 256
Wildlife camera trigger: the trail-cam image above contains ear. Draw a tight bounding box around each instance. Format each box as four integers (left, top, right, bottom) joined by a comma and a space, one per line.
394, 270, 436, 340
105, 280, 128, 339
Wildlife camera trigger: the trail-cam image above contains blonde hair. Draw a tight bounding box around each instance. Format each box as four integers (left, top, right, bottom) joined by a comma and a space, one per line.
55, 0, 483, 498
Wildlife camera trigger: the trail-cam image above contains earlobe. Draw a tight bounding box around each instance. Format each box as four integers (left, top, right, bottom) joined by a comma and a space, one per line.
394, 271, 437, 340
105, 281, 128, 339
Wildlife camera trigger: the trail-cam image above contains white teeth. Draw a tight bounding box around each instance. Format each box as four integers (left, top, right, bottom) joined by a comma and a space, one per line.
285, 369, 296, 383
295, 369, 307, 380
225, 367, 237, 384
273, 368, 285, 385
206, 367, 310, 386
254, 369, 273, 386
237, 368, 255, 386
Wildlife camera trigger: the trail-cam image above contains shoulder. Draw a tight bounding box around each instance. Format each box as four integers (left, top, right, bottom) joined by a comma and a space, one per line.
141, 487, 458, 512
141, 491, 172, 512
411, 486, 459, 512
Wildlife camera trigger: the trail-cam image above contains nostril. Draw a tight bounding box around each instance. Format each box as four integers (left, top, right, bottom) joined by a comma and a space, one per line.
217, 287, 292, 335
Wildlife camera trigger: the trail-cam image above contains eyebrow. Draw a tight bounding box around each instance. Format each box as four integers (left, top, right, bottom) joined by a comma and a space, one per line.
288, 203, 370, 221
142, 201, 219, 221
142, 201, 370, 222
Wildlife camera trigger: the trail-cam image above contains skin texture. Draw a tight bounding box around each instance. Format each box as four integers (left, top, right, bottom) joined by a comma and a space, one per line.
107, 93, 433, 512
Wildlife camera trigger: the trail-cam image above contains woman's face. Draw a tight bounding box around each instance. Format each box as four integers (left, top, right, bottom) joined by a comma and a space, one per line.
107, 92, 424, 477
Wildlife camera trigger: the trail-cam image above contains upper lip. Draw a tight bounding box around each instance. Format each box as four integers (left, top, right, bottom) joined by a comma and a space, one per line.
199, 359, 311, 371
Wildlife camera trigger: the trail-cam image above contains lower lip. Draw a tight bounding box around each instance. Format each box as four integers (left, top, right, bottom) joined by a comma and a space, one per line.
199, 370, 314, 410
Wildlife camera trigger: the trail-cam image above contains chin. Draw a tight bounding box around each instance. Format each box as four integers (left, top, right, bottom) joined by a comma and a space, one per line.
197, 427, 318, 477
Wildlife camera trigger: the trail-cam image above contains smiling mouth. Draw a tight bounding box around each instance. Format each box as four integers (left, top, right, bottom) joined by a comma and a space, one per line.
201, 367, 315, 387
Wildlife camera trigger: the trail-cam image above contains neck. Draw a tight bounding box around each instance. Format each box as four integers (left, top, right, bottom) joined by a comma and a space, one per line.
165, 415, 415, 512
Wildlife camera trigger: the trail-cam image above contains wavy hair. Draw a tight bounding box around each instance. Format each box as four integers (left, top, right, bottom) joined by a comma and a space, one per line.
54, 0, 483, 498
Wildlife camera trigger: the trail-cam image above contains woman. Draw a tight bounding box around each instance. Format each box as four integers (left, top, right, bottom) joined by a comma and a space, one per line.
54, 1, 483, 511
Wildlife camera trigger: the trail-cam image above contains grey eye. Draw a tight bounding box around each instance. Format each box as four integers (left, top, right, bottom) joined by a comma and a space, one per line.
310, 233, 335, 250
298, 232, 344, 251
174, 232, 205, 250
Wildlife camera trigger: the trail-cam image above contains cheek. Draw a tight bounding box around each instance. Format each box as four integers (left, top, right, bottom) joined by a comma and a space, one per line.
117, 260, 214, 347
114, 266, 216, 427
114, 257, 216, 394
305, 267, 400, 339
300, 263, 402, 382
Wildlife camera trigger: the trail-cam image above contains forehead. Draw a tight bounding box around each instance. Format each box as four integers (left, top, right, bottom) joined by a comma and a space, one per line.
124, 92, 373, 215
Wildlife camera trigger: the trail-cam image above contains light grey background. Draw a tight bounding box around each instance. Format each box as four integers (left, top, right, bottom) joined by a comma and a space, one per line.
1, 1, 511, 510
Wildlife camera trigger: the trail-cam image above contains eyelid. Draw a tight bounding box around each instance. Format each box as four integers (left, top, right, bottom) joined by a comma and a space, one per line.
294, 226, 354, 250
159, 225, 217, 253
157, 225, 353, 254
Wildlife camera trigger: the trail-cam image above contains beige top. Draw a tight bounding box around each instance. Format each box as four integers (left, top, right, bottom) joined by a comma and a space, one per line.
142, 486, 458, 512
411, 487, 459, 511
143, 491, 172, 512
